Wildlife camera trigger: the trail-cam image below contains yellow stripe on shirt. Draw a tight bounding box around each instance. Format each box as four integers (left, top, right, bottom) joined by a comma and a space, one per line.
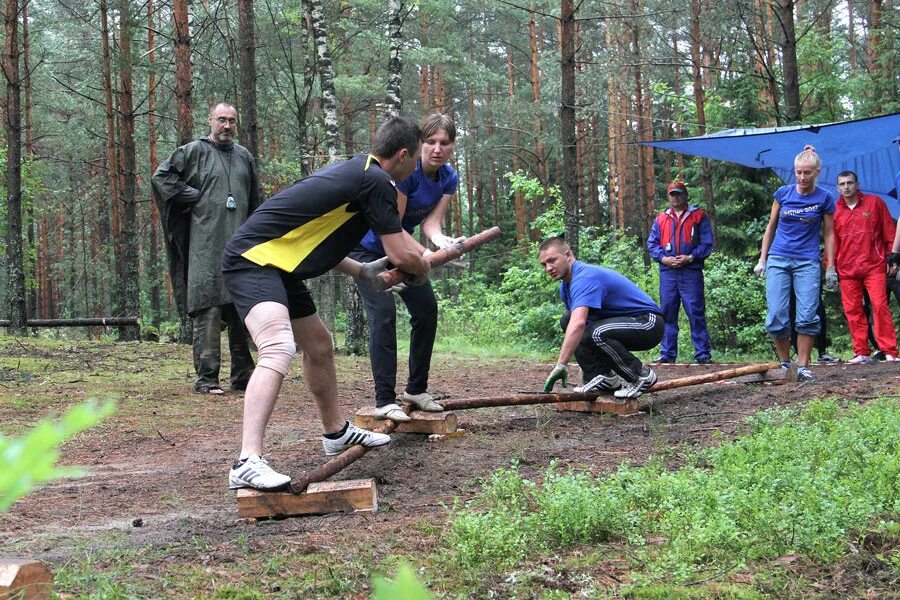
240, 202, 357, 272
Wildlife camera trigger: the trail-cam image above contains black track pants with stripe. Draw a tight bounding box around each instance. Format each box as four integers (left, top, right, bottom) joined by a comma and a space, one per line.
561, 311, 664, 383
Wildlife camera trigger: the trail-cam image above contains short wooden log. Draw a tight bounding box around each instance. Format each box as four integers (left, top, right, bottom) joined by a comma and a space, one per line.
353, 407, 457, 434
554, 398, 640, 415
0, 559, 53, 600
236, 478, 378, 519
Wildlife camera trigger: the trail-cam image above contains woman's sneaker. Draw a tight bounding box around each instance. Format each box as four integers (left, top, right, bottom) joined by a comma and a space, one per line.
574, 372, 623, 393
228, 455, 291, 490
613, 367, 658, 399
848, 354, 874, 364
322, 421, 391, 456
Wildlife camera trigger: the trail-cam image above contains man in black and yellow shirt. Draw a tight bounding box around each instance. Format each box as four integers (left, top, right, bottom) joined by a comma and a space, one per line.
223, 117, 430, 491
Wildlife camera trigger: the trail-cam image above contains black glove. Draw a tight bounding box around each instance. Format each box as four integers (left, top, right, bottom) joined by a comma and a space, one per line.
889, 253, 900, 267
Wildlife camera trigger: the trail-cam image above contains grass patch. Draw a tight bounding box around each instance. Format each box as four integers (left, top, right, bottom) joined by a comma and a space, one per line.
445, 398, 899, 586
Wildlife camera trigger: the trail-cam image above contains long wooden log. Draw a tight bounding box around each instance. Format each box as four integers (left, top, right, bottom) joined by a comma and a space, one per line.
648, 362, 782, 391
0, 317, 139, 327
439, 362, 782, 410
377, 226, 501, 287
286, 362, 778, 493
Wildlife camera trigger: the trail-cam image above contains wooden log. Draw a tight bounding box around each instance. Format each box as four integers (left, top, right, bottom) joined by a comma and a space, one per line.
0, 559, 53, 600
354, 406, 457, 434
440, 363, 782, 411
554, 398, 640, 415
0, 317, 138, 327
377, 226, 501, 287
289, 420, 399, 493
649, 362, 782, 391
730, 367, 788, 383
237, 479, 378, 519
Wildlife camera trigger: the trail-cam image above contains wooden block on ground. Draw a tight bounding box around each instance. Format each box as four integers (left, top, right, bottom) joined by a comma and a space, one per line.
354, 406, 457, 434
730, 368, 788, 383
0, 559, 53, 600
554, 398, 640, 415
237, 478, 378, 519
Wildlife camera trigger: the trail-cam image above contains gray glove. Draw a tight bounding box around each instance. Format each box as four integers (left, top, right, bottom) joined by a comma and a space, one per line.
825, 267, 838, 290
358, 256, 391, 292
753, 259, 766, 278
388, 282, 408, 294
405, 262, 431, 287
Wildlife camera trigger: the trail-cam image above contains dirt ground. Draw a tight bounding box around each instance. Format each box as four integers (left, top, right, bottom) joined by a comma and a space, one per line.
1, 340, 898, 597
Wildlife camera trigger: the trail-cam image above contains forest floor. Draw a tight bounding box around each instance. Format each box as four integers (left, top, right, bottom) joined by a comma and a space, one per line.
0, 336, 898, 598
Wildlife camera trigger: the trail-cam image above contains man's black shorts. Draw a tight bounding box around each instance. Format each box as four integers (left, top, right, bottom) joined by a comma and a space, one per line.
223, 257, 317, 322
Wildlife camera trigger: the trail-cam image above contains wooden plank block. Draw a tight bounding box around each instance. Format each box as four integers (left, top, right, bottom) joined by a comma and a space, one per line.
353, 407, 457, 434
0, 559, 53, 600
554, 398, 640, 415
236, 478, 378, 519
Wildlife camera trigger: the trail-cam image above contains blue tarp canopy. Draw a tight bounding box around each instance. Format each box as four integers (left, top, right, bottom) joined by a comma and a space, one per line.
642, 112, 900, 217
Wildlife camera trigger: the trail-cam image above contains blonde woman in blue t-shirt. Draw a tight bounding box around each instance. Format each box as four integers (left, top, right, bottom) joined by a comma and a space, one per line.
754, 145, 836, 383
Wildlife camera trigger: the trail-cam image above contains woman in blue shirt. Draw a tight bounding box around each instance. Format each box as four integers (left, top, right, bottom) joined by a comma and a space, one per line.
754, 146, 835, 382
350, 114, 464, 422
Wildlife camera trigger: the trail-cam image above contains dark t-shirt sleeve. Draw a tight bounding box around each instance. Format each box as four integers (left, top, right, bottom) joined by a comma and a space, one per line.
360, 170, 404, 236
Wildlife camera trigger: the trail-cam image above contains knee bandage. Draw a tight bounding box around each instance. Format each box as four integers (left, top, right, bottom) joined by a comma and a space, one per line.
247, 317, 296, 376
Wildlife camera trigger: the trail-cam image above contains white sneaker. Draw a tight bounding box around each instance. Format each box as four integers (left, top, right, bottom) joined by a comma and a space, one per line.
322, 421, 391, 456
228, 454, 291, 490
374, 403, 411, 422
848, 354, 874, 364
402, 391, 443, 412
613, 367, 658, 399
885, 354, 898, 362
574, 372, 623, 393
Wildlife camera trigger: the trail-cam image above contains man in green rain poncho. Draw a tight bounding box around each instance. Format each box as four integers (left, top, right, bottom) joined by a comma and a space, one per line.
152, 102, 261, 395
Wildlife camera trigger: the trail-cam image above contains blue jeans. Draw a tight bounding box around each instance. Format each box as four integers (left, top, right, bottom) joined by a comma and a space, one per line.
765, 255, 821, 338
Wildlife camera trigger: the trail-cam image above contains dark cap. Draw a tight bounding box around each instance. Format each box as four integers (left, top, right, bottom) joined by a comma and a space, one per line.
667, 181, 687, 194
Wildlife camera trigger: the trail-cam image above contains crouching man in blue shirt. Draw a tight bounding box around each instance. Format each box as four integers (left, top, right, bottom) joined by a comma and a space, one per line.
539, 237, 664, 399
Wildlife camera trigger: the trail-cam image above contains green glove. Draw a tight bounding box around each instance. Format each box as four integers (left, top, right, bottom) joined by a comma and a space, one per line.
543, 363, 568, 392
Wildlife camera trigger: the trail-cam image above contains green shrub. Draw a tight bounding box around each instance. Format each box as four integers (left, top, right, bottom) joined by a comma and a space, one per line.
446, 399, 900, 583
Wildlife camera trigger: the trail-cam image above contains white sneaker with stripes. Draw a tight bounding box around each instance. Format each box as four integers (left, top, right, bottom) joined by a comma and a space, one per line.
228, 454, 291, 490
322, 421, 391, 456
574, 371, 623, 393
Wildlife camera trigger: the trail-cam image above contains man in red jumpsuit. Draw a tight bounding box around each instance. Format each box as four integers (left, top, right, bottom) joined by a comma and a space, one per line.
833, 171, 898, 363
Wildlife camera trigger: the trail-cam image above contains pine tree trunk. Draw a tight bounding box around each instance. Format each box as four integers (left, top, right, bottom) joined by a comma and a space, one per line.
560, 0, 579, 254
385, 0, 403, 118
22, 0, 35, 319
305, 0, 340, 162
3, 0, 26, 335
173, 0, 193, 342
237, 0, 259, 159
148, 0, 162, 329
99, 0, 118, 319
117, 0, 141, 341
777, 0, 801, 122
690, 0, 715, 225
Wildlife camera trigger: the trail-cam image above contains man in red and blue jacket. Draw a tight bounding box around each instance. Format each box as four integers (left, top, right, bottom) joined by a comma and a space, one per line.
646, 180, 715, 363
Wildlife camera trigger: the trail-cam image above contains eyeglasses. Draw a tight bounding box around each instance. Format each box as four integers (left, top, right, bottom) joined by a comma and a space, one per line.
214, 116, 237, 125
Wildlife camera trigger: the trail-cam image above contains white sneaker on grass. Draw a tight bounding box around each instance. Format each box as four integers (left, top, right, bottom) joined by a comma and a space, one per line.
322, 421, 391, 456
374, 403, 411, 422
228, 454, 291, 491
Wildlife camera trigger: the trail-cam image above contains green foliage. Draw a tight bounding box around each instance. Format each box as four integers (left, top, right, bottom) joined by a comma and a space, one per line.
372, 564, 433, 600
446, 399, 900, 584
0, 399, 116, 512
702, 255, 768, 354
